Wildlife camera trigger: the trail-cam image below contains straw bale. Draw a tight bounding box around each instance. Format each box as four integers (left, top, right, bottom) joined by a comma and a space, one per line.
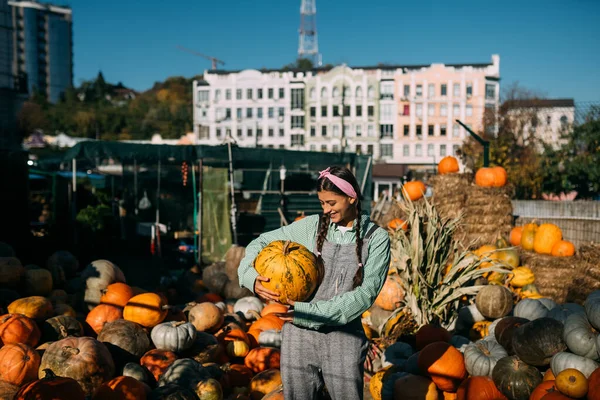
462, 215, 513, 226
468, 184, 515, 199
463, 203, 513, 217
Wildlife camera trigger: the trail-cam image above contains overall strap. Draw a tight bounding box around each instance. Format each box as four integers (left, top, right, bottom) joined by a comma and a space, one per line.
362, 224, 379, 241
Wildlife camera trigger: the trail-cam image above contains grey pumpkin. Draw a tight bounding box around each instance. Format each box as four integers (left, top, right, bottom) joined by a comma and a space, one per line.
258, 329, 282, 348
151, 321, 197, 353
550, 351, 600, 378
122, 362, 156, 387
511, 317, 567, 366
563, 312, 600, 360
464, 339, 508, 377
158, 358, 211, 390
547, 303, 586, 324
513, 299, 549, 320
584, 290, 600, 330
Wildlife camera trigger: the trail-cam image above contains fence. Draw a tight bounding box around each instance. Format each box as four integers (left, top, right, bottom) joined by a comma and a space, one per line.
512, 200, 600, 247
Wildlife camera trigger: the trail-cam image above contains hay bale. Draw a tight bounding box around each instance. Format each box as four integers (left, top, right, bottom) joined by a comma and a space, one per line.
430, 174, 471, 222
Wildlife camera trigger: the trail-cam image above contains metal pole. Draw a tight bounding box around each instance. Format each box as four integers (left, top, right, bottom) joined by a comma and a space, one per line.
133, 158, 138, 215
227, 139, 238, 245
456, 119, 490, 167
72, 159, 77, 245
197, 159, 203, 265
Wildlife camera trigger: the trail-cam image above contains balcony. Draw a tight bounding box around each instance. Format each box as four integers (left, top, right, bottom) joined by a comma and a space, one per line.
380, 93, 394, 100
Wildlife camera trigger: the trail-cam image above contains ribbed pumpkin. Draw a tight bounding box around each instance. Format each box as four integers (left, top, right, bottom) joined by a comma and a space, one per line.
438, 156, 460, 175
0, 343, 41, 386
249, 369, 281, 400
0, 313, 40, 347
374, 274, 405, 311
15, 368, 86, 400
491, 166, 508, 187
475, 285, 513, 319
402, 181, 427, 201
521, 223, 538, 251
254, 240, 321, 303
187, 302, 224, 333
23, 268, 53, 296
100, 282, 134, 308
86, 303, 123, 334
492, 355, 542, 400
494, 316, 529, 355
97, 319, 151, 368
587, 367, 600, 400
509, 227, 523, 247
551, 241, 575, 257
260, 302, 289, 317
123, 293, 168, 328
509, 266, 535, 288
456, 376, 507, 400
7, 296, 53, 320
417, 342, 467, 392
41, 315, 84, 342
93, 375, 149, 400
511, 318, 567, 366
530, 380, 558, 400
245, 347, 280, 373
533, 224, 563, 255
140, 349, 178, 382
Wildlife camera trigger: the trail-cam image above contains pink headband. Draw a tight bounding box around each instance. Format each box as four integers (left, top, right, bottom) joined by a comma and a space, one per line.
318, 167, 358, 199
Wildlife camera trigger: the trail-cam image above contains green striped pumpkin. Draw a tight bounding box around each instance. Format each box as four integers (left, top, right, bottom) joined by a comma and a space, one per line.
254, 240, 321, 303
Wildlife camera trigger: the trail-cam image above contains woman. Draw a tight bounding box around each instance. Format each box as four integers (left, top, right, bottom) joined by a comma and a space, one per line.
238, 166, 390, 400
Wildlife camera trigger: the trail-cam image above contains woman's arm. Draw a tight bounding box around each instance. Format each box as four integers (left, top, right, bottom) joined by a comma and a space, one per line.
292, 228, 390, 329
238, 214, 320, 293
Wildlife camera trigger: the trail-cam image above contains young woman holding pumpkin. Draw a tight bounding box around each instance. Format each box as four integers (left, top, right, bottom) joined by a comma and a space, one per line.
238, 166, 391, 400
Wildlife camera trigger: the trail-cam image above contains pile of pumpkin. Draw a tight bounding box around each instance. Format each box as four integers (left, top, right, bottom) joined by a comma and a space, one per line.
0, 250, 294, 400
369, 289, 600, 400
510, 222, 575, 258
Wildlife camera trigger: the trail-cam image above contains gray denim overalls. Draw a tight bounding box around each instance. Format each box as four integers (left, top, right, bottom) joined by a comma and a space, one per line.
280, 224, 379, 400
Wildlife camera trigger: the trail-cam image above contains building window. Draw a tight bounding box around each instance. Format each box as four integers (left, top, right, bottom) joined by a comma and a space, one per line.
279, 128, 284, 137
380, 124, 394, 138
214, 90, 221, 102
332, 106, 339, 117
403, 144, 409, 157
236, 108, 242, 120
403, 85, 410, 97
356, 144, 362, 154
440, 104, 448, 116
225, 89, 231, 100
368, 125, 374, 137
560, 115, 568, 127
279, 88, 284, 99
216, 128, 221, 138
403, 125, 409, 136
440, 144, 447, 157
247, 88, 253, 99
416, 104, 423, 117
236, 89, 242, 100
441, 84, 447, 96
440, 124, 447, 136
225, 108, 232, 119
332, 145, 339, 153
309, 87, 316, 100
381, 83, 394, 99
367, 86, 375, 99
237, 129, 242, 138
416, 85, 423, 97
382, 104, 393, 120
453, 104, 460, 116
453, 83, 460, 97
428, 125, 434, 136
343, 106, 351, 116
310, 144, 316, 151
279, 144, 285, 149
247, 108, 253, 118
356, 86, 363, 98
453, 124, 460, 137
278, 108, 284, 118
402, 104, 410, 116
466, 104, 473, 117
485, 84, 495, 99
356, 125, 362, 137
453, 145, 460, 156
268, 88, 274, 99
257, 88, 263, 99
380, 144, 393, 158
310, 107, 316, 117
427, 144, 434, 157
198, 90, 209, 103
216, 108, 225, 120
268, 107, 274, 118
321, 106, 327, 117
356, 105, 362, 116
267, 145, 274, 149
321, 126, 327, 136
416, 125, 422, 137
333, 125, 340, 137
428, 104, 435, 116
257, 128, 263, 137
428, 84, 435, 98
332, 87, 340, 98
547, 115, 552, 125
321, 145, 327, 152
291, 116, 305, 128
466, 83, 472, 97
310, 126, 316, 136
257, 108, 263, 119
247, 128, 253, 137
367, 145, 374, 155
416, 144, 422, 156
269, 128, 274, 137
321, 87, 327, 99
291, 134, 304, 146
291, 88, 304, 110
368, 106, 374, 117
344, 87, 351, 98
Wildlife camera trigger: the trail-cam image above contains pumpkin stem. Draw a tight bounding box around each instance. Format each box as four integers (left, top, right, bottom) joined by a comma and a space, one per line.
183, 302, 197, 313
247, 309, 262, 320
161, 305, 172, 311
170, 321, 186, 327
59, 325, 68, 338
62, 346, 80, 356
42, 369, 57, 379
282, 240, 291, 255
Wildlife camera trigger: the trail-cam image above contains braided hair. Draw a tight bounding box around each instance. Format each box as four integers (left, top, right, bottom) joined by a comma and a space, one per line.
316, 166, 364, 288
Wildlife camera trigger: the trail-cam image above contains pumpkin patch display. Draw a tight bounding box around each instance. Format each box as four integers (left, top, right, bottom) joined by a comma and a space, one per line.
254, 240, 321, 303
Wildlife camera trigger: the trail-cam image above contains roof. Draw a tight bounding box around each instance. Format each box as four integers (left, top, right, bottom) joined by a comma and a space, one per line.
372, 163, 408, 178
504, 98, 575, 109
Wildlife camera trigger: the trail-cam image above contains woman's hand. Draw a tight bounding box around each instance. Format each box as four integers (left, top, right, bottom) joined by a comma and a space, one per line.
275, 310, 294, 322
254, 276, 280, 303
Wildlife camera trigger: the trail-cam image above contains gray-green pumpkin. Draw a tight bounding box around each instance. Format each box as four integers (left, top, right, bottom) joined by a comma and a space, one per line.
151, 321, 197, 353
464, 339, 508, 377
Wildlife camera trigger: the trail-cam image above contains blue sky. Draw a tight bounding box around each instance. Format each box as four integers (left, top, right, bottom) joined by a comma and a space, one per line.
65, 0, 600, 102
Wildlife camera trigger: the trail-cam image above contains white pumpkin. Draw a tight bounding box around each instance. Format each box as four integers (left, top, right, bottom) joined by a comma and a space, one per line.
258, 329, 282, 348
234, 296, 264, 320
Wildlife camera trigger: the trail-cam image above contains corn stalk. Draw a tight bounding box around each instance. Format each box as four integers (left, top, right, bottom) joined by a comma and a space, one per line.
391, 196, 510, 330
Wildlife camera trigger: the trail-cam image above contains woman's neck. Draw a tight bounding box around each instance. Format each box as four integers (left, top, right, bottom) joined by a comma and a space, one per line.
337, 210, 358, 228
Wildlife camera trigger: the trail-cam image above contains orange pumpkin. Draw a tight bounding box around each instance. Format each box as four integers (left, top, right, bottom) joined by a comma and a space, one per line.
261, 302, 289, 317
530, 381, 558, 400
533, 224, 562, 255
540, 392, 573, 400
85, 304, 123, 334
387, 218, 408, 231
254, 240, 321, 303
216, 324, 251, 345
93, 376, 149, 400
249, 369, 281, 400
7, 296, 53, 320
224, 363, 254, 388
456, 376, 506, 400
187, 302, 224, 332
14, 368, 85, 400
509, 226, 523, 246
100, 282, 134, 308
0, 314, 41, 347
0, 343, 41, 386
543, 369, 556, 381
551, 240, 575, 257
140, 349, 177, 382
247, 315, 285, 347
588, 367, 600, 400
520, 223, 538, 251
294, 211, 306, 222
123, 293, 168, 328
416, 324, 452, 351
475, 168, 496, 187
492, 166, 507, 187
438, 156, 460, 175
402, 181, 427, 201
262, 386, 284, 400
245, 347, 280, 373
374, 274, 405, 311
417, 341, 467, 392
555, 368, 587, 399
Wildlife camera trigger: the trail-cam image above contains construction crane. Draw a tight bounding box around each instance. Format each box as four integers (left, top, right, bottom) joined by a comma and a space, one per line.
176, 45, 225, 70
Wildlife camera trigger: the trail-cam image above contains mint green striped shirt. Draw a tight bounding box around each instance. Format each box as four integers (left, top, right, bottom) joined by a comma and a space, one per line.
238, 213, 391, 330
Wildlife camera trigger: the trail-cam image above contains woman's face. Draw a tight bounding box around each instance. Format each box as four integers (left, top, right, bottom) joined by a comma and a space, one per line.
318, 190, 357, 227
